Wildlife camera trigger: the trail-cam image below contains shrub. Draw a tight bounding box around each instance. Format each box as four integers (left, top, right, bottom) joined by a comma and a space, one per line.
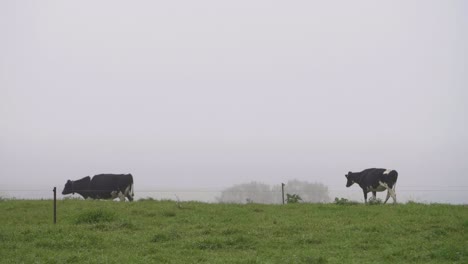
286, 193, 302, 204
138, 197, 155, 201
368, 198, 383, 205
406, 200, 423, 205
334, 197, 359, 205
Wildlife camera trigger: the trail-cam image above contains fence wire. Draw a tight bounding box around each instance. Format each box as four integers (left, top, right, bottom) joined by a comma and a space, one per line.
1, 186, 467, 204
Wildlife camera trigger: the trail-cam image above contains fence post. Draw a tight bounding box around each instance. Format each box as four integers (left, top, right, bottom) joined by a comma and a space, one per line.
53, 187, 56, 224
281, 183, 285, 204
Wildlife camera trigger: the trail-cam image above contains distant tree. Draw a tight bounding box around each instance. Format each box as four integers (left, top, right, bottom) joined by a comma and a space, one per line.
217, 180, 331, 204
282, 180, 330, 203
216, 182, 274, 204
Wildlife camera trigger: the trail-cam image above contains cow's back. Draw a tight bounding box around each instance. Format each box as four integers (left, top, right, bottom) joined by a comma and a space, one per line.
359, 168, 386, 186
90, 174, 133, 199
360, 168, 398, 187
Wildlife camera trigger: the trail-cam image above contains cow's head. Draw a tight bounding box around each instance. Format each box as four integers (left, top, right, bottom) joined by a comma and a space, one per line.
345, 172, 355, 187
62, 180, 73, 195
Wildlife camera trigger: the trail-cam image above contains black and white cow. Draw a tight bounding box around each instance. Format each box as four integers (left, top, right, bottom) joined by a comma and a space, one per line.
345, 168, 398, 204
62, 174, 134, 201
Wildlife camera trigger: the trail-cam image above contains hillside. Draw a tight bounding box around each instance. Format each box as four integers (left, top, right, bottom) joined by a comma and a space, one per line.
0, 200, 466, 263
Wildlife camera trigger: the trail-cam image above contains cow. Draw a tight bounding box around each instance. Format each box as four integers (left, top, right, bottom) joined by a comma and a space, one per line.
62, 174, 134, 201
345, 168, 398, 204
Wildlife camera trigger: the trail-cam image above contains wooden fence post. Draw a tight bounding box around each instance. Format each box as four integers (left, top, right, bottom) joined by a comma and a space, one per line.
281, 183, 285, 204
53, 187, 56, 224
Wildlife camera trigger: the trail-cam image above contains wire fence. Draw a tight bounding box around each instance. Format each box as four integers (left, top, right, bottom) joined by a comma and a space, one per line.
1, 186, 467, 204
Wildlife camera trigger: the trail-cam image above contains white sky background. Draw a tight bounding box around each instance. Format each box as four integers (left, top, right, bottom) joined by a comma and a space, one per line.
1, 1, 467, 202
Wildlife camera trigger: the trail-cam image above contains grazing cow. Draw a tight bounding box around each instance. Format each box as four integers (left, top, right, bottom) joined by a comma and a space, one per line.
62, 174, 134, 201
345, 168, 398, 204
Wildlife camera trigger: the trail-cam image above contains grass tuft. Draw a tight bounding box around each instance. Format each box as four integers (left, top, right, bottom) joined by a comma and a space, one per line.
162, 210, 176, 217
150, 230, 180, 243
302, 256, 328, 264
73, 209, 116, 224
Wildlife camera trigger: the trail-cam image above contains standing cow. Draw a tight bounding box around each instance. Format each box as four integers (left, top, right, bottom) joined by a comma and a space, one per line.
345, 168, 398, 204
62, 174, 134, 201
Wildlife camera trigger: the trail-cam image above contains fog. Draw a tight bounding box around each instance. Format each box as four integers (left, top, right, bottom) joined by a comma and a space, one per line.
1, 1, 467, 203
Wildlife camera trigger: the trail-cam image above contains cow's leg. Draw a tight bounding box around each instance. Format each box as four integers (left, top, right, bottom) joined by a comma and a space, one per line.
389, 188, 397, 204
363, 191, 368, 204
379, 181, 393, 204
372, 191, 377, 201
124, 185, 133, 202
110, 191, 119, 200
118, 191, 126, 202
384, 190, 391, 204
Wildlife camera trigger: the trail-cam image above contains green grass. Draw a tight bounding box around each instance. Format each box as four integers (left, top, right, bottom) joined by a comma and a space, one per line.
0, 200, 466, 263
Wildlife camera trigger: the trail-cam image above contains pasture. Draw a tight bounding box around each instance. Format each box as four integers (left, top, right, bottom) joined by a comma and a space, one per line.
0, 199, 466, 263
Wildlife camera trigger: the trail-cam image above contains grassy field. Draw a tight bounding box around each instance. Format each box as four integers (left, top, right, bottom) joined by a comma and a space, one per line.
0, 199, 466, 263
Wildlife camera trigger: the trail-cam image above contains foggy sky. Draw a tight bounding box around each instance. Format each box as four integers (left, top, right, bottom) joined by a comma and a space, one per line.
1, 1, 467, 202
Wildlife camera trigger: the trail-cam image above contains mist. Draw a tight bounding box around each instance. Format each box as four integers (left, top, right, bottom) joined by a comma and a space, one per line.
1, 1, 467, 203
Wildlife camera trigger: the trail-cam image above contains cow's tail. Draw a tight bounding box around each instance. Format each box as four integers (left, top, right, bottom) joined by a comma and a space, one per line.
392, 170, 398, 190
127, 174, 134, 202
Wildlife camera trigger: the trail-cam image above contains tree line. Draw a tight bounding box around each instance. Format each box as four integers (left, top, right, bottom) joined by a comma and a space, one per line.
216, 180, 330, 204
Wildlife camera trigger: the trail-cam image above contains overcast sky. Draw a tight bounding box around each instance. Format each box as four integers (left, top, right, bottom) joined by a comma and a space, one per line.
1, 1, 467, 201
